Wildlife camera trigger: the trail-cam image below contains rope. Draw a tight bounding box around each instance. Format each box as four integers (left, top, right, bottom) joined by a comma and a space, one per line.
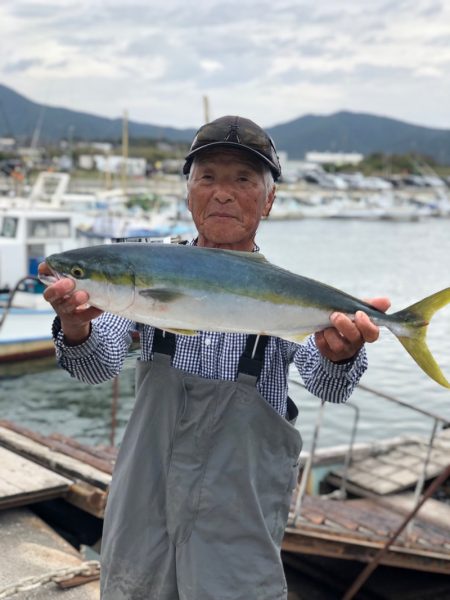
0, 560, 100, 598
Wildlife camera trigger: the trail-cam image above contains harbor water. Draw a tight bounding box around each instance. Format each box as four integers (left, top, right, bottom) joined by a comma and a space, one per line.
1, 217, 449, 451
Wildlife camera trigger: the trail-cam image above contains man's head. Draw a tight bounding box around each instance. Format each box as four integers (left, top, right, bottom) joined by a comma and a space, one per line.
187, 146, 275, 251
183, 115, 281, 182
184, 115, 281, 251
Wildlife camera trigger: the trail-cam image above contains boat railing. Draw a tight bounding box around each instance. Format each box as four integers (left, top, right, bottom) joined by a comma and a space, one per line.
290, 377, 450, 525
0, 276, 41, 331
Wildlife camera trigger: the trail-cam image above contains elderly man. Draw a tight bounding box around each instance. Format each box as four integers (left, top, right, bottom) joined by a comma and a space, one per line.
40, 115, 388, 600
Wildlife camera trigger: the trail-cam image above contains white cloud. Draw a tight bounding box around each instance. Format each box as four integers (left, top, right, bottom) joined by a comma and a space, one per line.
0, 0, 449, 129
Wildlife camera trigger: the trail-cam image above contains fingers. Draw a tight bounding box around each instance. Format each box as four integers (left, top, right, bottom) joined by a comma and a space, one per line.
354, 311, 380, 343
331, 311, 380, 346
53, 290, 90, 316
315, 326, 359, 362
364, 296, 391, 313
316, 310, 382, 363
38, 261, 51, 276
316, 296, 391, 363
42, 276, 94, 324
331, 313, 364, 344
43, 277, 75, 303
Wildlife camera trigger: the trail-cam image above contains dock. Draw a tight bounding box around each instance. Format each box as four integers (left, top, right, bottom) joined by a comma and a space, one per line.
1, 508, 100, 599
0, 421, 111, 599
0, 419, 449, 599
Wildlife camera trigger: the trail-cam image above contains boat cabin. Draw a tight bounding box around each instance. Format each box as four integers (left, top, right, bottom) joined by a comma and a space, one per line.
0, 209, 79, 290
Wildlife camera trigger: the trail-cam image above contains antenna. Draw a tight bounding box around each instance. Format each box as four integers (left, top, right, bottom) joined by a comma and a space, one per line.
31, 105, 46, 148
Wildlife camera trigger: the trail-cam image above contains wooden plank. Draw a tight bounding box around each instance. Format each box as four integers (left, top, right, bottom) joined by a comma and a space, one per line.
376, 492, 450, 532
0, 421, 114, 474
65, 481, 107, 519
331, 443, 447, 494
282, 530, 450, 574
296, 495, 450, 551
0, 426, 111, 489
49, 433, 118, 463
339, 468, 400, 494
0, 446, 72, 509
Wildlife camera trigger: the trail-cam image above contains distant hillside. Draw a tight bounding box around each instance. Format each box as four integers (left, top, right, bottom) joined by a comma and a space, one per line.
0, 83, 196, 144
1, 83, 450, 163
268, 112, 450, 164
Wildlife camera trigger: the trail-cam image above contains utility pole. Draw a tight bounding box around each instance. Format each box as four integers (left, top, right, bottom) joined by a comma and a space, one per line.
203, 95, 210, 124
121, 109, 129, 193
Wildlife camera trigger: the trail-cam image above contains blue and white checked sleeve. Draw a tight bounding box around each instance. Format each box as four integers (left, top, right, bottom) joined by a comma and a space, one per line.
292, 335, 368, 403
53, 313, 136, 384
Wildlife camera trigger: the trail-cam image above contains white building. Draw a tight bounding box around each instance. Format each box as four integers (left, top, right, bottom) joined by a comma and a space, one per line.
305, 151, 364, 166
78, 154, 147, 176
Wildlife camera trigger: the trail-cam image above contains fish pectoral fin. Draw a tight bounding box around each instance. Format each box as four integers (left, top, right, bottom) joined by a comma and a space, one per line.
163, 328, 198, 336
139, 288, 184, 302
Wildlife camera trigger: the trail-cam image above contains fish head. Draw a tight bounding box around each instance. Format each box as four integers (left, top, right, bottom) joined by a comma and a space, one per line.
42, 245, 136, 312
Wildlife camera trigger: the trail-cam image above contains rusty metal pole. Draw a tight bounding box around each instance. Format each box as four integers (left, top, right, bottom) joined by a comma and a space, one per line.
342, 463, 450, 600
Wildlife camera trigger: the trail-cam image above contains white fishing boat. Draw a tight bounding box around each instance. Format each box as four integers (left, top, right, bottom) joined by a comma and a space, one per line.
0, 298, 55, 363
0, 207, 94, 291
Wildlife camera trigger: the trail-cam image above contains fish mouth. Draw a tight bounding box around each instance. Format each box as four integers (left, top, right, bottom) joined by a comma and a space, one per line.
38, 266, 64, 287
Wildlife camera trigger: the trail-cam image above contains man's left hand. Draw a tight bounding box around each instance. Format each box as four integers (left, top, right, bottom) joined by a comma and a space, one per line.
315, 297, 391, 363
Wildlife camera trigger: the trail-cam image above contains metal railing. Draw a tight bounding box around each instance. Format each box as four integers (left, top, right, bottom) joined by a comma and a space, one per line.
0, 276, 41, 332
290, 377, 450, 524
289, 377, 450, 597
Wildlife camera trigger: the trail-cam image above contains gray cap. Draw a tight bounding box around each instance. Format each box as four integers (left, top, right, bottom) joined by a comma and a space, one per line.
183, 115, 281, 180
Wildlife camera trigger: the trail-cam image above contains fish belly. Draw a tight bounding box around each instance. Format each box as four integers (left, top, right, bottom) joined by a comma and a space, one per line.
118, 289, 331, 339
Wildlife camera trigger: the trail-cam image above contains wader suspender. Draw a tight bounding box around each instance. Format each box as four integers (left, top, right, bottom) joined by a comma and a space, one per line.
151, 329, 297, 421
152, 329, 269, 380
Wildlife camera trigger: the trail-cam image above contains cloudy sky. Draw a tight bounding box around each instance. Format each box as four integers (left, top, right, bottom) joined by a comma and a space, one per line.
1, 0, 449, 131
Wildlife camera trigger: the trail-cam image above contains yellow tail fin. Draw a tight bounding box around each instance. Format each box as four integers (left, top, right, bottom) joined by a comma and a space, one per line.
394, 288, 450, 388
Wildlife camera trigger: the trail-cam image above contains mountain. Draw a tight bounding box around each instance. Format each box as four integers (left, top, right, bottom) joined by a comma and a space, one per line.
268, 112, 450, 164
1, 83, 450, 163
0, 83, 196, 144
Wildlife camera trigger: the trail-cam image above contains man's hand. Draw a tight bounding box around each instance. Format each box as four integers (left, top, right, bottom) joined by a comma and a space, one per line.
315, 297, 391, 363
38, 262, 103, 346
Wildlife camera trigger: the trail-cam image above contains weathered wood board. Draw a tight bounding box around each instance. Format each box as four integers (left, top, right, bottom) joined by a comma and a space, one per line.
0, 446, 72, 509
328, 433, 450, 495
0, 424, 112, 489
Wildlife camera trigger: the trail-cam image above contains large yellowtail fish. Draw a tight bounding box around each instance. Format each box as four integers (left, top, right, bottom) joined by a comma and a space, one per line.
41, 243, 450, 388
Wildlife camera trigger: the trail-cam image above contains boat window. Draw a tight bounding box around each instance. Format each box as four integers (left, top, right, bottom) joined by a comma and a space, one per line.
27, 219, 71, 238
0, 217, 18, 238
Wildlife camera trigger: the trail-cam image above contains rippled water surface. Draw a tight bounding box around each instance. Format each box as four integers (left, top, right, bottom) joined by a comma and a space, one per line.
1, 218, 449, 450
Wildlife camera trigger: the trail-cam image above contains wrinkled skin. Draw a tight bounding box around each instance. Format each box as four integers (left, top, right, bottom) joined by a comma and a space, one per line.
39, 147, 390, 358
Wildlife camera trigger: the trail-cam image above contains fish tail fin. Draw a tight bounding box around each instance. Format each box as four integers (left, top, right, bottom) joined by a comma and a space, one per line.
392, 287, 450, 388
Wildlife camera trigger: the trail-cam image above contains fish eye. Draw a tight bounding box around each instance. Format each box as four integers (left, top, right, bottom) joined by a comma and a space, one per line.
71, 265, 84, 278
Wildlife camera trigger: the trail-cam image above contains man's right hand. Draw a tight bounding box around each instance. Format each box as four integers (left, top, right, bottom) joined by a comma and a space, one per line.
38, 262, 103, 346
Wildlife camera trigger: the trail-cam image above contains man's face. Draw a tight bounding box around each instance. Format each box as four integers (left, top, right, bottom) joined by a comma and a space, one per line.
187, 149, 275, 251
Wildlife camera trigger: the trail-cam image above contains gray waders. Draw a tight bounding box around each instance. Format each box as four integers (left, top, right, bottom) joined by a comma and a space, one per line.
101, 330, 302, 600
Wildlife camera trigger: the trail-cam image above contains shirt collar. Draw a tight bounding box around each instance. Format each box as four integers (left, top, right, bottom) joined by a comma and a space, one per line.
190, 238, 260, 253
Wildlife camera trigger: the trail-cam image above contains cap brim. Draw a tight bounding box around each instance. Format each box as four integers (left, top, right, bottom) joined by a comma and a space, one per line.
183, 141, 281, 179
